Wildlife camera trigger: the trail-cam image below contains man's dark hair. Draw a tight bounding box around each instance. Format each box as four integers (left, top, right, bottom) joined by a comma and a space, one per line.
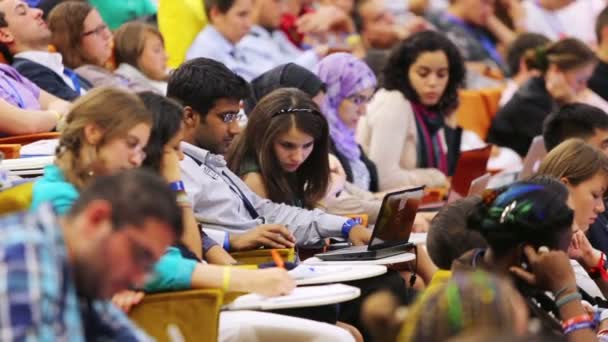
69, 169, 183, 239
167, 57, 250, 119
506, 33, 550, 77
543, 103, 608, 151
427, 196, 487, 269
204, 0, 237, 18
596, 5, 608, 44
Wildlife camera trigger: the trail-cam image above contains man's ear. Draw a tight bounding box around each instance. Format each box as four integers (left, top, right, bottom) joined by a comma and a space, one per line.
80, 199, 113, 237
83, 123, 104, 146
209, 6, 222, 23
560, 176, 571, 186
182, 106, 200, 128
0, 27, 14, 45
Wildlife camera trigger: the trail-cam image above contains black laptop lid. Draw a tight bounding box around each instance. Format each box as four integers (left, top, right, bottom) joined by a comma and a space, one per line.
369, 186, 424, 250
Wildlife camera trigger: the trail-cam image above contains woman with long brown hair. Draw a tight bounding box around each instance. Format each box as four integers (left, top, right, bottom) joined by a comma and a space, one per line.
227, 87, 330, 209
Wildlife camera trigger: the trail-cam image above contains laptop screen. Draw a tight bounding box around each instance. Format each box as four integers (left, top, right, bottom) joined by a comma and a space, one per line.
369, 186, 424, 250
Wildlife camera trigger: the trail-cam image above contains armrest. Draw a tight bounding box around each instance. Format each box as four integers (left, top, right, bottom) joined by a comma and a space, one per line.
230, 248, 296, 265
128, 289, 223, 342
0, 132, 60, 145
0, 144, 21, 159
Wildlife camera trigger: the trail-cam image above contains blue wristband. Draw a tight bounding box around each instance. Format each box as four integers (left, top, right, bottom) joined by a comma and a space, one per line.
563, 321, 595, 335
223, 233, 231, 251
169, 180, 186, 192
341, 218, 360, 238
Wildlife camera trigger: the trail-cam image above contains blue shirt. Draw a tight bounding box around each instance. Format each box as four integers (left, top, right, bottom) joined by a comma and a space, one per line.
186, 25, 268, 81
0, 204, 151, 341
238, 25, 319, 74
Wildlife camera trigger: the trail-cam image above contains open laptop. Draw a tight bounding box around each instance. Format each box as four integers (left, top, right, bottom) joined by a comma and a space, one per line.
419, 145, 492, 211
315, 186, 424, 261
518, 136, 547, 180
488, 136, 548, 188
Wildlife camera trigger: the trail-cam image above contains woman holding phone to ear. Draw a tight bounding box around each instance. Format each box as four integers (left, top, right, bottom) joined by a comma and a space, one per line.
453, 177, 600, 340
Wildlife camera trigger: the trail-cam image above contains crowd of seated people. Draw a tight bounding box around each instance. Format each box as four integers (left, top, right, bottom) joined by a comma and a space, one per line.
5, 0, 608, 341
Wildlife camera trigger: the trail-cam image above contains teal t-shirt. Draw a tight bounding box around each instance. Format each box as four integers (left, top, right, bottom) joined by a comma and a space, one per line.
144, 247, 198, 293
31, 165, 79, 215
31, 165, 198, 293
89, 0, 157, 30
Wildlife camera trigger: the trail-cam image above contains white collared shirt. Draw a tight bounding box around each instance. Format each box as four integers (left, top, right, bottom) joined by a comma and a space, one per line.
238, 25, 319, 74
185, 25, 266, 81
522, 0, 604, 45
14, 50, 86, 94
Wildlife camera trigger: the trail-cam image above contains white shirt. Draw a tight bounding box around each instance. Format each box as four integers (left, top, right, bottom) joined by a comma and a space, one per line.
186, 25, 264, 81
14, 50, 85, 94
522, 0, 605, 45
238, 25, 319, 74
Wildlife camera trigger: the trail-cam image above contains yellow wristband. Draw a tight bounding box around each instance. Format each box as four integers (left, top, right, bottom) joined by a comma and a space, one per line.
222, 267, 231, 292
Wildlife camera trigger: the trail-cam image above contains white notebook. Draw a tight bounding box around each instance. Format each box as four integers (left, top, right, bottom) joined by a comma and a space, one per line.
0, 156, 54, 176
223, 284, 360, 311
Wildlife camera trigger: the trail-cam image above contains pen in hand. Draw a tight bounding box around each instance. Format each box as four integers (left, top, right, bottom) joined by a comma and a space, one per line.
271, 249, 285, 269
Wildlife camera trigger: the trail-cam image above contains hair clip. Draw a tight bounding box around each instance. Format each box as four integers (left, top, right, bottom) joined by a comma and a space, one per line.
271, 107, 321, 118
499, 201, 517, 224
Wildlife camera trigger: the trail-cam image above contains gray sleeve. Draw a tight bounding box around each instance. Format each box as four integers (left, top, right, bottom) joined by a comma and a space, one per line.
241, 181, 349, 246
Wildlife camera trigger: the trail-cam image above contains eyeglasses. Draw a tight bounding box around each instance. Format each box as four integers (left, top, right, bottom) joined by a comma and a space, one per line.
126, 234, 157, 275
82, 23, 109, 37
221, 112, 247, 123
345, 94, 372, 106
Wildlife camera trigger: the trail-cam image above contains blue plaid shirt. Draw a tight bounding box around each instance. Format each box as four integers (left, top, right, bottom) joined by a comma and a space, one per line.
0, 204, 151, 341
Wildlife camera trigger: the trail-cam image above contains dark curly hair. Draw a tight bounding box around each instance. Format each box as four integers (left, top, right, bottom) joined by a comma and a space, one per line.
382, 30, 466, 114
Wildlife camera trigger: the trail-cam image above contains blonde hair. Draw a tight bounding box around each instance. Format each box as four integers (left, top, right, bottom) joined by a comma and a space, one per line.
114, 21, 164, 70
56, 87, 152, 189
537, 138, 608, 186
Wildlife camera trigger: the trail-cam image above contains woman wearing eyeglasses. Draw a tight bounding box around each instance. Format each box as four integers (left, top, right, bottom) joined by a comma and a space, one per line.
31, 87, 152, 214
357, 31, 466, 191
314, 53, 379, 194
47, 1, 153, 92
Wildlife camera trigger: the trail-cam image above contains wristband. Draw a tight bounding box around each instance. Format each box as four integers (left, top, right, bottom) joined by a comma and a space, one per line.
169, 180, 186, 193
222, 267, 231, 292
554, 285, 577, 299
176, 192, 191, 207
223, 233, 231, 251
587, 252, 608, 280
341, 218, 360, 238
562, 314, 593, 329
563, 321, 595, 335
556, 292, 583, 309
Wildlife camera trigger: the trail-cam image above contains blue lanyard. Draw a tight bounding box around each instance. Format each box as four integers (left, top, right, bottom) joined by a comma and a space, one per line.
445, 14, 504, 66
1, 71, 25, 108
63, 68, 81, 94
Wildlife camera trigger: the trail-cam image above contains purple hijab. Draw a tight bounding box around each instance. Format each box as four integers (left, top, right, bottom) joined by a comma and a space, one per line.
314, 53, 377, 161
